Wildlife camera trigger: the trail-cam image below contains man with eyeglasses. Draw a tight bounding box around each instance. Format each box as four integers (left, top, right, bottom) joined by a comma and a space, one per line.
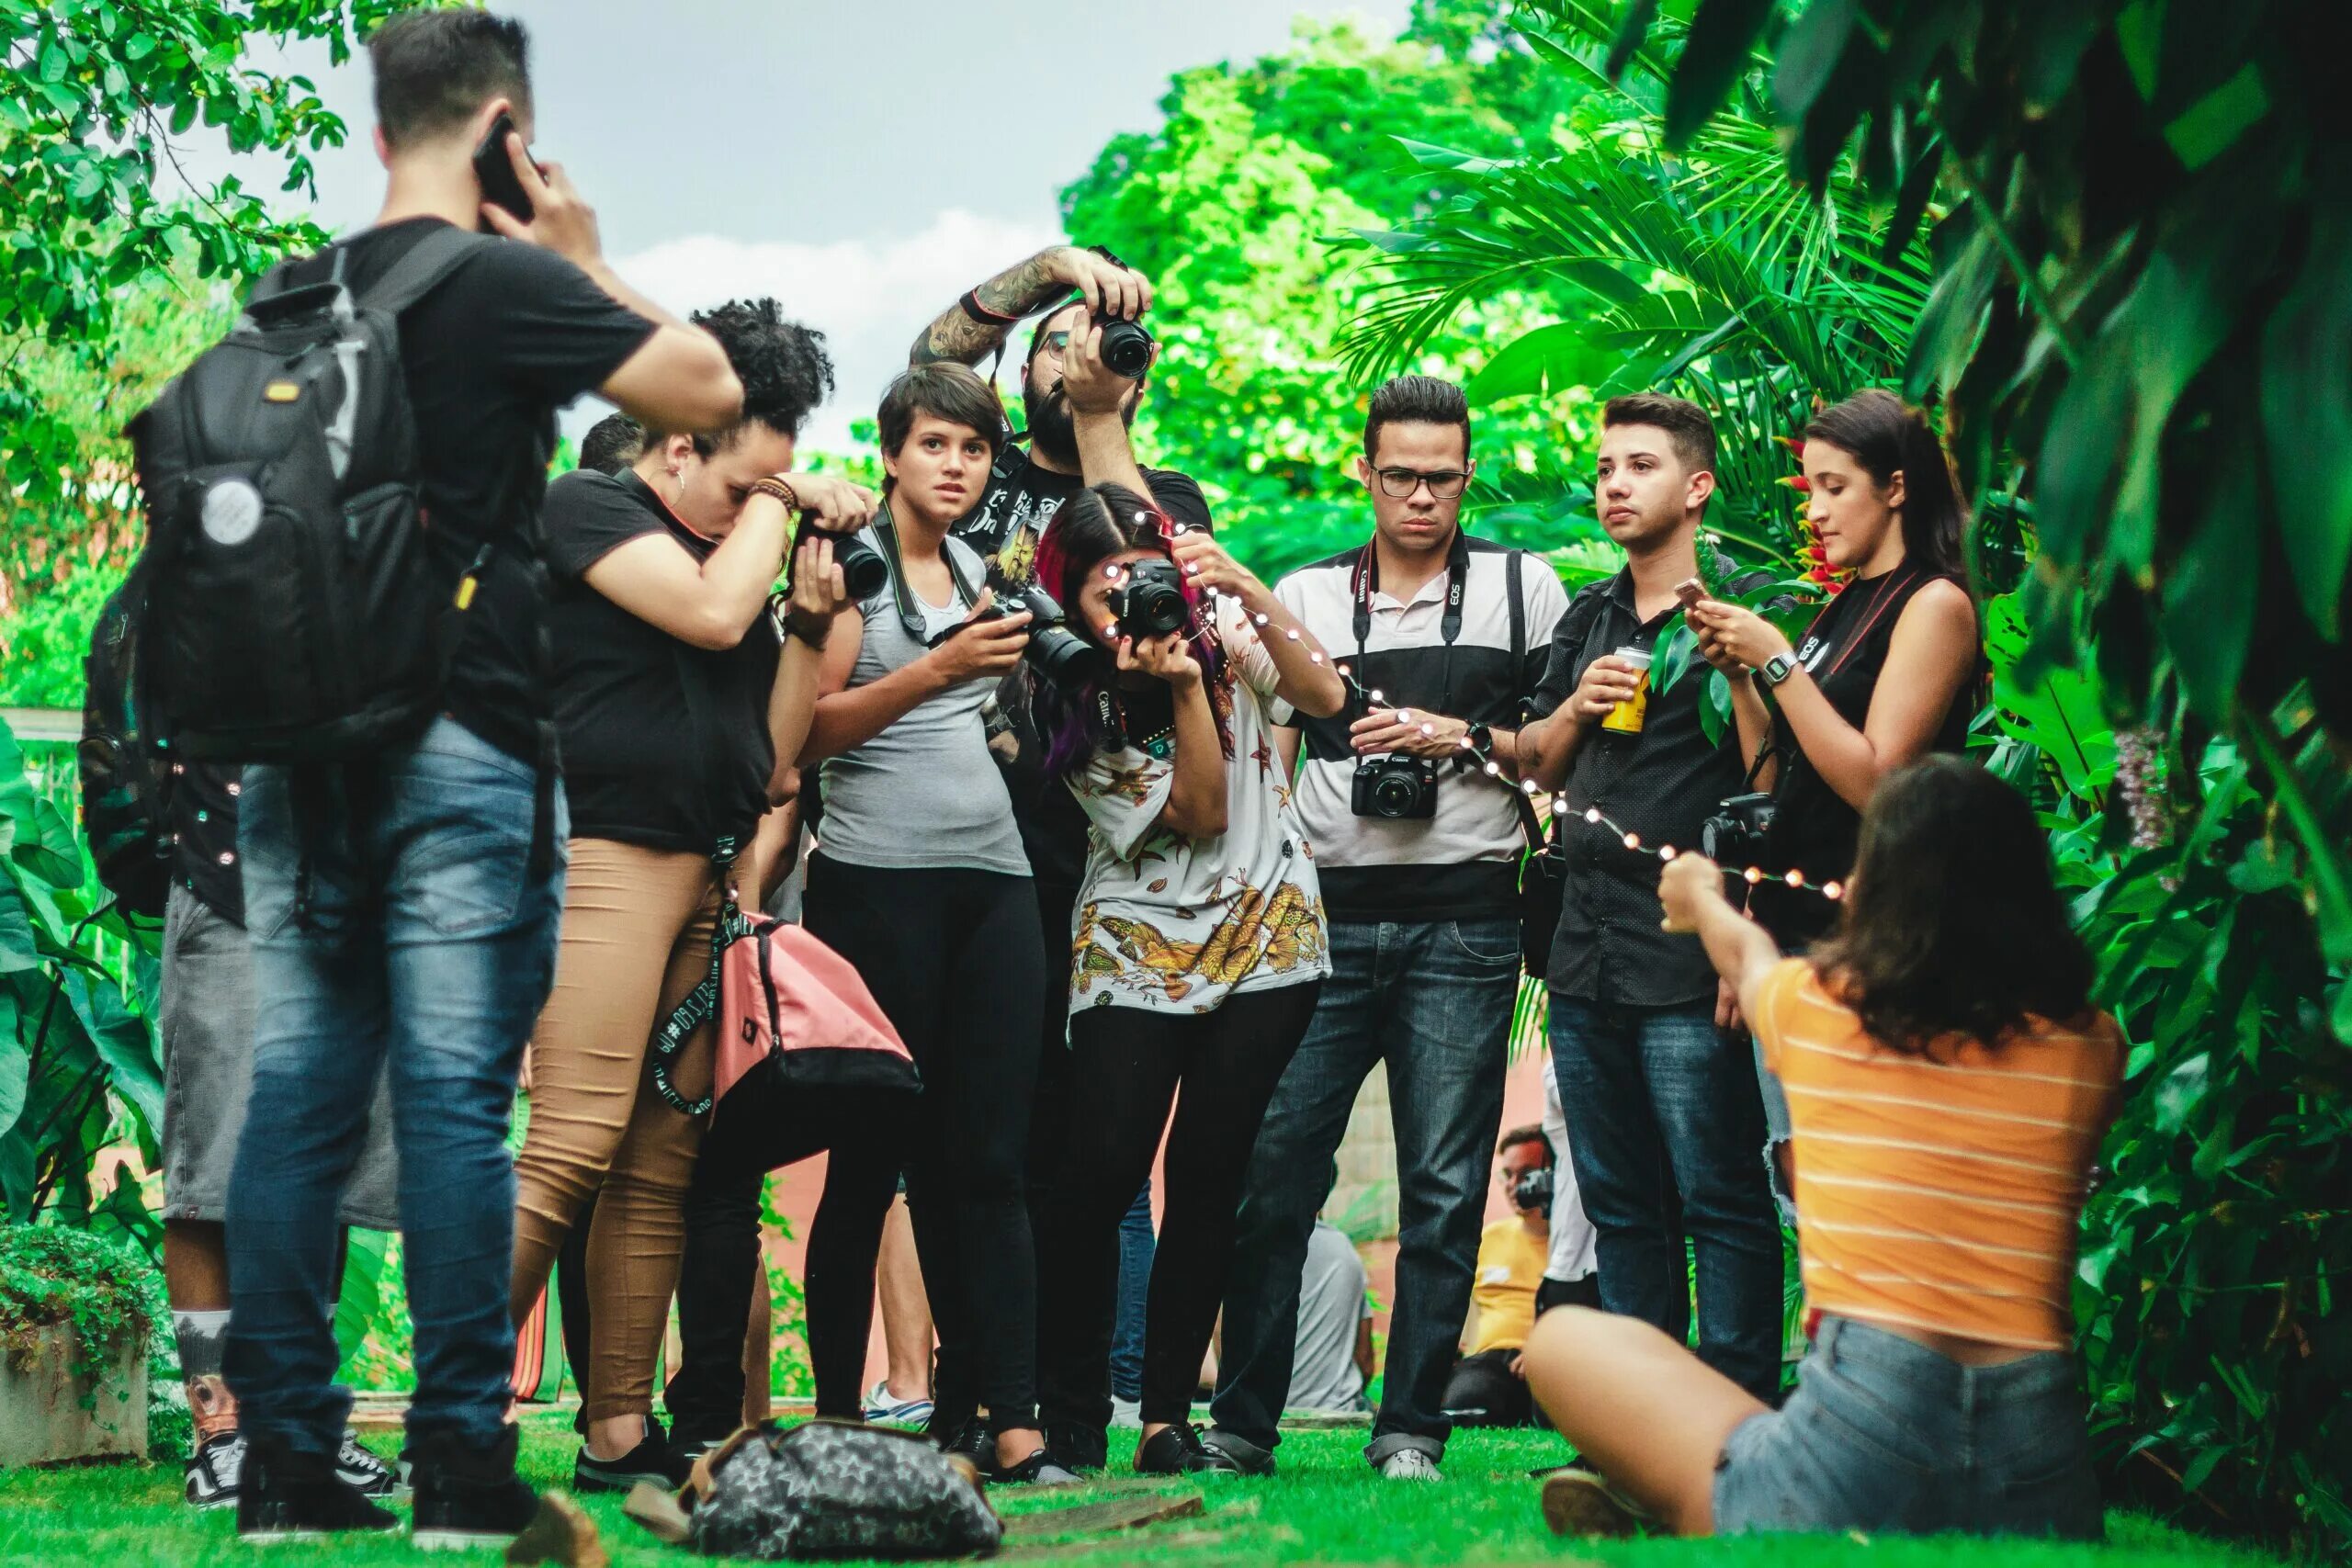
1205, 375, 1567, 1483
901, 245, 1210, 1471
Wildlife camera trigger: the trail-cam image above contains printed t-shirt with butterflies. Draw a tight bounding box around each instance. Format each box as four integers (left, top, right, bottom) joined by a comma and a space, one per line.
1068, 599, 1330, 1016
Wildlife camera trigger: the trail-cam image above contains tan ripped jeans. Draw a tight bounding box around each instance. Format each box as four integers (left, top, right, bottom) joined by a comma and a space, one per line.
510, 839, 731, 1423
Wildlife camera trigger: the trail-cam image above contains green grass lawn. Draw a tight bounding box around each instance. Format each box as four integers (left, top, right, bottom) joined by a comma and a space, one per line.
0, 1415, 2285, 1568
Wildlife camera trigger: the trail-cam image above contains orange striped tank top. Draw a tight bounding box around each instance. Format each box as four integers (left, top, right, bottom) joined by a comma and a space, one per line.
1752, 958, 2123, 1351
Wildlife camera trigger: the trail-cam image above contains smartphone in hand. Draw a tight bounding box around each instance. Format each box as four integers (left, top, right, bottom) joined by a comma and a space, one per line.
471, 110, 536, 230
1674, 576, 1706, 611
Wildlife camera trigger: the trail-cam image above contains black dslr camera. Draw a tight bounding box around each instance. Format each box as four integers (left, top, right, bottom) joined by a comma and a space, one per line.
1351, 754, 1438, 820
1510, 1166, 1555, 1212
964, 578, 1105, 692
1700, 792, 1778, 865
1096, 313, 1157, 379
1107, 558, 1189, 642
790, 517, 888, 603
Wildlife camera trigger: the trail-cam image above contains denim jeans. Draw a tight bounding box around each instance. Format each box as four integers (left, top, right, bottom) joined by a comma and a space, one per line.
1715, 1315, 2102, 1539
1213, 916, 1519, 1464
1547, 996, 1782, 1402
224, 718, 566, 1455
1111, 1179, 1155, 1404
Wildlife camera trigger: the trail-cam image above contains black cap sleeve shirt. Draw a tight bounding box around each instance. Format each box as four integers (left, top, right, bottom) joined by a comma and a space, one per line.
1532, 569, 1743, 1007
543, 468, 782, 853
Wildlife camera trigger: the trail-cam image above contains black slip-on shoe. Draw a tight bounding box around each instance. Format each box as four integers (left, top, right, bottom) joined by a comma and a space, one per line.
409, 1426, 543, 1551
1136, 1422, 1242, 1476
1199, 1427, 1276, 1477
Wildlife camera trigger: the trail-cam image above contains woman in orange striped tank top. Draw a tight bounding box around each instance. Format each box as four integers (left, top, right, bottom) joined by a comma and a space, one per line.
1524, 757, 2121, 1541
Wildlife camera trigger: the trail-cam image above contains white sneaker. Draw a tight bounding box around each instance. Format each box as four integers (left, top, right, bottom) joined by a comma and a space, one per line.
1378, 1449, 1442, 1482
336, 1428, 404, 1498
861, 1380, 934, 1427
184, 1430, 245, 1508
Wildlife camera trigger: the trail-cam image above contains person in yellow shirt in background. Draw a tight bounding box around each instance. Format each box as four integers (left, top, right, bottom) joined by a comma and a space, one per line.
1440, 1126, 1555, 1427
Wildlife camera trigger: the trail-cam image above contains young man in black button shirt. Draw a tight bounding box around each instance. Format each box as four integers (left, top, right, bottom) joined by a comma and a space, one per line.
218, 11, 743, 1545
907, 247, 1210, 1466
1518, 394, 1782, 1404
1206, 378, 1566, 1483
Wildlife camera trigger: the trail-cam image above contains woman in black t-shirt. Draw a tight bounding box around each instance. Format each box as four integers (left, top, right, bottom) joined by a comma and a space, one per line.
507, 300, 879, 1492
1684, 389, 1984, 1189
1687, 390, 1983, 947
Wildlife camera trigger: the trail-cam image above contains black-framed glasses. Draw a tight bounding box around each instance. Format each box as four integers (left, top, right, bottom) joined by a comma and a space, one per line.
1374, 467, 1470, 500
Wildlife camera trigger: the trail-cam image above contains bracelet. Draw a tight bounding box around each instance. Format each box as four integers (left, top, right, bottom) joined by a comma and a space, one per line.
958, 288, 1020, 325
749, 477, 799, 509
785, 612, 830, 651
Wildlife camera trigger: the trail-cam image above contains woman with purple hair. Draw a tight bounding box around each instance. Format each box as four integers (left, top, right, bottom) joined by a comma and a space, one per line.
1024, 482, 1348, 1475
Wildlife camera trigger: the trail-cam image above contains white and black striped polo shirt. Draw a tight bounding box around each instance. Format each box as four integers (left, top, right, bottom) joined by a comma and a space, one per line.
1273, 535, 1567, 921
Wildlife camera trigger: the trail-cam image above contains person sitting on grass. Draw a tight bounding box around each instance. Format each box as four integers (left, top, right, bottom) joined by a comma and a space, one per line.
1524, 756, 2121, 1541
1440, 1125, 1555, 1429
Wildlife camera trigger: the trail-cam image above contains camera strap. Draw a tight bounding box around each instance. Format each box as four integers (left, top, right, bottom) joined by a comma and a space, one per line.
1351, 526, 1471, 712
871, 505, 982, 645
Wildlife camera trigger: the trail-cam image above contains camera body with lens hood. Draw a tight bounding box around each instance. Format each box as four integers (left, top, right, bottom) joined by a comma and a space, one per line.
1107, 557, 1189, 642
1095, 313, 1157, 379
1700, 791, 1778, 866
1351, 753, 1438, 820
1510, 1166, 1555, 1213
964, 578, 1106, 693
789, 517, 888, 604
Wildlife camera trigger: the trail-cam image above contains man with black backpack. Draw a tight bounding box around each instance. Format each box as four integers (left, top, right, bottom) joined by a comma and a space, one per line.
126, 11, 743, 1548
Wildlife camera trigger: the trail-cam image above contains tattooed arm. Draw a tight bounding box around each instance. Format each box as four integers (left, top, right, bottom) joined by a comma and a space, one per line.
908, 244, 1155, 367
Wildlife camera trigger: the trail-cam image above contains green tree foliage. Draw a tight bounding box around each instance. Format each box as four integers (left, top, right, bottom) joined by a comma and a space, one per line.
1367, 0, 2349, 1551
1057, 1, 1607, 584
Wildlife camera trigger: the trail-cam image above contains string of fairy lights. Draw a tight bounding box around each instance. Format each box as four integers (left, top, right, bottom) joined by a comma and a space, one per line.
1140, 547, 1846, 906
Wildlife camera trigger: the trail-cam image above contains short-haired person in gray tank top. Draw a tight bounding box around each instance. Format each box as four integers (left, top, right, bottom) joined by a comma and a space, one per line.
792, 362, 1069, 1484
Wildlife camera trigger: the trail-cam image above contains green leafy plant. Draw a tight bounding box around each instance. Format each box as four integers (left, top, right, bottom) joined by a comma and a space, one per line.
0, 1224, 162, 1405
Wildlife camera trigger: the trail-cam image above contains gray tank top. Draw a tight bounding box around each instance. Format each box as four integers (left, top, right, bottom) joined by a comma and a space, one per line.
815, 529, 1030, 876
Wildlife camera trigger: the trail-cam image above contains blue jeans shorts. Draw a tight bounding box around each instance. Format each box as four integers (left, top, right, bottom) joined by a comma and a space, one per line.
1713, 1314, 2103, 1540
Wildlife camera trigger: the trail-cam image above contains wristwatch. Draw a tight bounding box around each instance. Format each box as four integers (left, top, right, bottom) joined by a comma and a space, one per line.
1464, 721, 1495, 756
1760, 651, 1799, 688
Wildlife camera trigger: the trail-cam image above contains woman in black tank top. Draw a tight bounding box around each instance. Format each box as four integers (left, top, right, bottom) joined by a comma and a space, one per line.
1686, 390, 1984, 951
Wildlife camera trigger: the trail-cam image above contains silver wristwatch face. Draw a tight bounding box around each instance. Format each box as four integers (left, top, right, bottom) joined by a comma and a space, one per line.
1763, 653, 1796, 686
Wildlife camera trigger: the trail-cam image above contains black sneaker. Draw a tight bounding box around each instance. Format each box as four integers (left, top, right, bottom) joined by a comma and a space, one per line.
335, 1428, 403, 1499
989, 1446, 1080, 1486
1199, 1427, 1276, 1477
572, 1415, 686, 1494
186, 1431, 245, 1510
1045, 1421, 1108, 1474
237, 1434, 400, 1543
1136, 1422, 1242, 1476
409, 1426, 541, 1551
930, 1415, 990, 1470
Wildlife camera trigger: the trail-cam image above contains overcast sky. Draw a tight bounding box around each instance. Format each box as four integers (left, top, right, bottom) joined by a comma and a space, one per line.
203, 0, 1413, 449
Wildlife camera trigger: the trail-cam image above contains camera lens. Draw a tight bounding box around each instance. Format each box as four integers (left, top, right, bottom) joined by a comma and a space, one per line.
833, 536, 888, 602
1371, 773, 1421, 818
1096, 315, 1156, 379
1113, 558, 1189, 640
1025, 624, 1107, 690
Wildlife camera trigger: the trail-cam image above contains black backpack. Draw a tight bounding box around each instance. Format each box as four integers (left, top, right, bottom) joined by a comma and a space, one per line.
123, 226, 493, 764
77, 577, 173, 919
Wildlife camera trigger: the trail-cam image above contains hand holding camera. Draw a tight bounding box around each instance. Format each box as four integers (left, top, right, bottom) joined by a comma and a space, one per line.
1105, 558, 1190, 643
930, 591, 1032, 683
773, 473, 880, 534
1061, 318, 1151, 413
785, 535, 851, 626
1115, 629, 1202, 690
1050, 245, 1154, 322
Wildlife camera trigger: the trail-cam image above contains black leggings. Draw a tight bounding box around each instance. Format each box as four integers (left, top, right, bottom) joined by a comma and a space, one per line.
667, 1068, 902, 1433
804, 854, 1046, 1434
1037, 982, 1321, 1430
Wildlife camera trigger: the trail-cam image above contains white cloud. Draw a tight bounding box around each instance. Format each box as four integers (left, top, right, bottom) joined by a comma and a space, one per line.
593, 209, 1064, 453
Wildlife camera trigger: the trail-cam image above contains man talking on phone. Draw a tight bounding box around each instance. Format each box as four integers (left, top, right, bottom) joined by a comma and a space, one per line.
219, 10, 742, 1547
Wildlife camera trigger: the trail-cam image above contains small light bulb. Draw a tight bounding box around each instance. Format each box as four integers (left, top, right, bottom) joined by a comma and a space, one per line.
1744, 867, 1764, 885
1284, 627, 1300, 640
1419, 723, 1434, 737
1369, 690, 1385, 705
1785, 870, 1805, 888
1823, 880, 1844, 900
1336, 662, 1351, 677
1309, 650, 1325, 664
1659, 845, 1678, 862
1254, 613, 1271, 626
1584, 807, 1602, 824
1483, 761, 1501, 777
1623, 832, 1641, 851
